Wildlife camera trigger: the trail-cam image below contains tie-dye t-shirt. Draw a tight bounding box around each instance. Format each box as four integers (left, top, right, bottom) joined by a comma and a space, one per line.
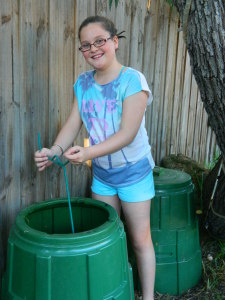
74, 67, 155, 187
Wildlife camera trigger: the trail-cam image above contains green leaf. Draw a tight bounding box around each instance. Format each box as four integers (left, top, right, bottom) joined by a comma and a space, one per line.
164, 0, 174, 8
109, 0, 113, 10
109, 0, 120, 10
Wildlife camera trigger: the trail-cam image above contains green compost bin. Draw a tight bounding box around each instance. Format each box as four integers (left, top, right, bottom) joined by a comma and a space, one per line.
128, 167, 202, 296
2, 198, 134, 300
152, 167, 202, 295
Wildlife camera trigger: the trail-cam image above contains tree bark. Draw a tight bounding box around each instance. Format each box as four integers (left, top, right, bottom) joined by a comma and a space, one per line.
173, 0, 225, 238
173, 0, 225, 161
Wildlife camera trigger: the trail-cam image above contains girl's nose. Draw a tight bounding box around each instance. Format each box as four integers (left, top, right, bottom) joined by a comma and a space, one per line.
90, 44, 99, 51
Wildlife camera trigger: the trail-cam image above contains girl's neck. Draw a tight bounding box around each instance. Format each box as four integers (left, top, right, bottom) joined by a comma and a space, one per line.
94, 62, 123, 85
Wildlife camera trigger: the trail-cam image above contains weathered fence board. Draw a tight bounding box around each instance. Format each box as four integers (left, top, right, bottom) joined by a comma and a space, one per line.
0, 0, 21, 285
170, 29, 186, 155
144, 0, 159, 143
179, 52, 192, 153
186, 75, 198, 158
46, 0, 75, 198
160, 6, 179, 160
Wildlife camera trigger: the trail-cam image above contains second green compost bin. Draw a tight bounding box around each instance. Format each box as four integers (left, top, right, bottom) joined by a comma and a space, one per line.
129, 167, 202, 295
152, 167, 202, 295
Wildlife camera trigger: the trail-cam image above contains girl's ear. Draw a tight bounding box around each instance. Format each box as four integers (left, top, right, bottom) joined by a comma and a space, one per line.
113, 35, 119, 50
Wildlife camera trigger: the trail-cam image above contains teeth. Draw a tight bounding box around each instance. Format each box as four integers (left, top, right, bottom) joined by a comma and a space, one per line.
92, 54, 103, 59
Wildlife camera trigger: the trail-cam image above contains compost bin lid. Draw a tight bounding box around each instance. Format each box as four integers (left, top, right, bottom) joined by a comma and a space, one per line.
153, 166, 192, 190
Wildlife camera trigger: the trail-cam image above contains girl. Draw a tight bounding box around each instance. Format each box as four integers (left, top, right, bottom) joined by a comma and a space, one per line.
35, 15, 155, 300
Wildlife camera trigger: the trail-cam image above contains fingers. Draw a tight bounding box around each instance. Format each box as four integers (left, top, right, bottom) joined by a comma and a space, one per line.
35, 156, 49, 171
64, 146, 83, 163
36, 159, 49, 171
34, 149, 48, 162
37, 163, 48, 172
64, 146, 81, 156
34, 148, 52, 171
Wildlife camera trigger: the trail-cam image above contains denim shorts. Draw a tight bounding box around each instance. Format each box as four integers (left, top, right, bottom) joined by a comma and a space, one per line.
91, 170, 155, 202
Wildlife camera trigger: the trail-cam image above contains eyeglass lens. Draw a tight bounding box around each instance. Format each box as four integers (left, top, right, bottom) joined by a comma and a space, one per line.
79, 37, 111, 52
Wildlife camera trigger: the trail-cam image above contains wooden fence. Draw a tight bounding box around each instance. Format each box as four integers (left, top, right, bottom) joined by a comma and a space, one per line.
0, 0, 219, 285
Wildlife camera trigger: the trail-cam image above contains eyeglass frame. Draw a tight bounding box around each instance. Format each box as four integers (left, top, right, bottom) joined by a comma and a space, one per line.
79, 37, 112, 52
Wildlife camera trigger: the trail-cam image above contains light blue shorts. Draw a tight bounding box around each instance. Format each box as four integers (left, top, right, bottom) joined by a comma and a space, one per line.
91, 171, 155, 202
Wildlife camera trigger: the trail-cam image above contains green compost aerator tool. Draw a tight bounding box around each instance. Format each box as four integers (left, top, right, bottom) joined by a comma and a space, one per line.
38, 132, 75, 233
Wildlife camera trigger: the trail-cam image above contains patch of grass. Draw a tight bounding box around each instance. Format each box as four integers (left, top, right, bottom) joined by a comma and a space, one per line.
201, 238, 225, 295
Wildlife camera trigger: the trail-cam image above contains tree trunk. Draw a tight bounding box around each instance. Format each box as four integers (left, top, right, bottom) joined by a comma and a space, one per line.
173, 0, 225, 162
173, 0, 225, 238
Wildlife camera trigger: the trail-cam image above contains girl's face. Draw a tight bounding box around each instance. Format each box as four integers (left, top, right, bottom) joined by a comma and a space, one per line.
79, 23, 118, 71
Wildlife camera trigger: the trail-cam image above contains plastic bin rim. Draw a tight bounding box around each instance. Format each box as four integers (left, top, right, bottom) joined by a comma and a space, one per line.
14, 197, 121, 245
153, 167, 193, 189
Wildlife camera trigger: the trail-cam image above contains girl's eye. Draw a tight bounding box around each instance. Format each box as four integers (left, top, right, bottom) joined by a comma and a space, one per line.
81, 43, 90, 49
95, 38, 105, 46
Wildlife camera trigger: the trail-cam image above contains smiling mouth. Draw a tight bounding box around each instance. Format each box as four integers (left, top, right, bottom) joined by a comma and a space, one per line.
91, 53, 104, 59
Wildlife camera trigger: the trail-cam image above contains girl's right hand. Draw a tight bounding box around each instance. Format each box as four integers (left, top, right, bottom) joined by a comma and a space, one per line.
34, 148, 54, 171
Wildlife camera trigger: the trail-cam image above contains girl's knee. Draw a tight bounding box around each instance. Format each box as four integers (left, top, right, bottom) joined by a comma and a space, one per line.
131, 231, 153, 253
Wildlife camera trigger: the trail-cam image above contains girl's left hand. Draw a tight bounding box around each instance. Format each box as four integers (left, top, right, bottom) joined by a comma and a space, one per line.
63, 146, 90, 164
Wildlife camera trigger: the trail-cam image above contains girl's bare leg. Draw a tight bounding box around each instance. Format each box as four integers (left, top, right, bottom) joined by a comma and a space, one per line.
92, 192, 121, 216
121, 200, 155, 300
92, 194, 155, 299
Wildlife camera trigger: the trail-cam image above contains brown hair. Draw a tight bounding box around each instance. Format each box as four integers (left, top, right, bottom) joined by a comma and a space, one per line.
78, 15, 126, 41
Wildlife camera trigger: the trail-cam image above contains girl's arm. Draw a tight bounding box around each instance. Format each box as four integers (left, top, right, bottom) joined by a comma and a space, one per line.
35, 98, 82, 171
64, 91, 148, 163
52, 98, 83, 153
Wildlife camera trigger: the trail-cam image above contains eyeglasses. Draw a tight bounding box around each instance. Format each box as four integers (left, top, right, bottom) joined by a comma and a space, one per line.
79, 37, 112, 52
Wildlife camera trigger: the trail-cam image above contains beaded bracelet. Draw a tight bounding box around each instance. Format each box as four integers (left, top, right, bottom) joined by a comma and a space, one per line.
53, 144, 64, 155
